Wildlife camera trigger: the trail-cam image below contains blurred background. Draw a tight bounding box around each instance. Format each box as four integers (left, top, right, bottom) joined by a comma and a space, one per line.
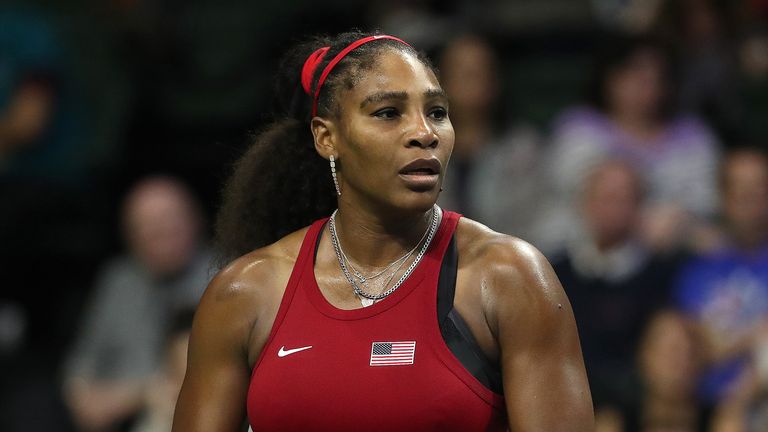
1, 0, 768, 431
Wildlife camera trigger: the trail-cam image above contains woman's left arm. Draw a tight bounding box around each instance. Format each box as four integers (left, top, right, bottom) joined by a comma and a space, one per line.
485, 238, 594, 431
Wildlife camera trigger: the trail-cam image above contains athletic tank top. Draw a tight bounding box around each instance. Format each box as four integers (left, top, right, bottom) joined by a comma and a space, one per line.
247, 211, 507, 431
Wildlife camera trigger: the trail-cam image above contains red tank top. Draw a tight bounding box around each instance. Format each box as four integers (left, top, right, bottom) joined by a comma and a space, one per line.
247, 211, 506, 431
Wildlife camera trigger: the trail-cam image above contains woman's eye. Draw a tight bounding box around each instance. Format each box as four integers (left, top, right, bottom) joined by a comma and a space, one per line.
373, 108, 399, 119
429, 107, 448, 120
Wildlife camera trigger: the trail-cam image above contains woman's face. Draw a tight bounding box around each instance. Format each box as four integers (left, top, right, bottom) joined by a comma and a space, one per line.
330, 49, 454, 213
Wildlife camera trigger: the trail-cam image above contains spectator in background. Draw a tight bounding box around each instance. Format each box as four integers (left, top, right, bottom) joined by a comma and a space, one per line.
130, 309, 194, 432
552, 160, 679, 409
596, 310, 713, 432
0, 7, 108, 431
654, 0, 745, 142
0, 6, 79, 182
63, 176, 211, 432
674, 148, 768, 407
0, 69, 54, 166
436, 34, 546, 242
543, 33, 720, 254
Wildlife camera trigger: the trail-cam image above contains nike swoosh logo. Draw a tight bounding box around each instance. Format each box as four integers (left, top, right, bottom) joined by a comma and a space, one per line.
277, 345, 313, 357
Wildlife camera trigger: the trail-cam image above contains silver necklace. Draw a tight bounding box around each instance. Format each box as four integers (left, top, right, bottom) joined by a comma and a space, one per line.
329, 206, 440, 307
329, 207, 439, 306
339, 221, 430, 285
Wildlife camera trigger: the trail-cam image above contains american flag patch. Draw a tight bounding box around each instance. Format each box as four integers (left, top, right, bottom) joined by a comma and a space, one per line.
369, 341, 416, 366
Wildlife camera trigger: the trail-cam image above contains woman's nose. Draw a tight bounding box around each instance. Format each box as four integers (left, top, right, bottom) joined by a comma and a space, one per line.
407, 114, 438, 149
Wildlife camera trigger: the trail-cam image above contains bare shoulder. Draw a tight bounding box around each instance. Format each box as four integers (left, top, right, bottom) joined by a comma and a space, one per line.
193, 227, 310, 348
204, 227, 307, 304
455, 217, 547, 266
455, 217, 569, 332
175, 227, 314, 432
454, 219, 593, 431
455, 217, 556, 291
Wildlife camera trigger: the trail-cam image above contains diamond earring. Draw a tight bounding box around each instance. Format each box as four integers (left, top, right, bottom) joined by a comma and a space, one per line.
330, 155, 341, 196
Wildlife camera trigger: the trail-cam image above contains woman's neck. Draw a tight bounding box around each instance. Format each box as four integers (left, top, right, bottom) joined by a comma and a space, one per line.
332, 201, 437, 270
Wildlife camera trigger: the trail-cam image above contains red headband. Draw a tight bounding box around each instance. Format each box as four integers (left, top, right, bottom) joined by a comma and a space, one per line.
300, 35, 412, 118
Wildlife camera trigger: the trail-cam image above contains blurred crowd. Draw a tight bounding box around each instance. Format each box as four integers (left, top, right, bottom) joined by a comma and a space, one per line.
1, 0, 768, 431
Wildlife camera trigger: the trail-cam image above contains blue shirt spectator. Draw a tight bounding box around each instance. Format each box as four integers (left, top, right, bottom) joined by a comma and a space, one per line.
673, 148, 768, 405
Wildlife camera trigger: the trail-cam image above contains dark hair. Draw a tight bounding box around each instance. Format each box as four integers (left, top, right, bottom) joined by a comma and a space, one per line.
214, 30, 433, 266
586, 32, 675, 119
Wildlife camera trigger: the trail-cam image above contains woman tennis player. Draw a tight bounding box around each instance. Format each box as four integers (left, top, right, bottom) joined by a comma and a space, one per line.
172, 31, 594, 431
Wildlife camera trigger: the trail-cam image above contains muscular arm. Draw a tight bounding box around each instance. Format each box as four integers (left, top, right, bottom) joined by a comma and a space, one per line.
172, 230, 301, 431
171, 264, 256, 432
485, 238, 594, 431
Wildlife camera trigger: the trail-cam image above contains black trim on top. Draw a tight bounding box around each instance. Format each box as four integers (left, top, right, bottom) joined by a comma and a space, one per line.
437, 235, 504, 394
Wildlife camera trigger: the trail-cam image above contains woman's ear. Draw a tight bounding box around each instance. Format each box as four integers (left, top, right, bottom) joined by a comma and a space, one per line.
311, 116, 338, 160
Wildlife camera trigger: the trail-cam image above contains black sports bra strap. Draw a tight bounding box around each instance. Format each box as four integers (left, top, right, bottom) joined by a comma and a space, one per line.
313, 221, 328, 264
437, 235, 458, 323
437, 234, 504, 394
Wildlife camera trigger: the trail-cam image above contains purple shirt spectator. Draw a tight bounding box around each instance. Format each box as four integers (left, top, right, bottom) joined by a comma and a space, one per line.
539, 106, 719, 254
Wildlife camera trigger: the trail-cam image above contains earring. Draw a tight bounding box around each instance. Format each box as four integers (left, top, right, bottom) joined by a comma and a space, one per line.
330, 155, 341, 196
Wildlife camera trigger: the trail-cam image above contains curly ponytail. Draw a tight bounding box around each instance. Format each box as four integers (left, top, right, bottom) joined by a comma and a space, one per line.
214, 30, 432, 265
214, 117, 336, 266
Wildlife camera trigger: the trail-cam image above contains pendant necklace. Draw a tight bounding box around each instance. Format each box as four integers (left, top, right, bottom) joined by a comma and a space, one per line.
329, 206, 440, 307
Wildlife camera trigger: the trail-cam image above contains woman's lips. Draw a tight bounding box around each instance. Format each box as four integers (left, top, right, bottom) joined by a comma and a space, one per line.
398, 172, 439, 190
398, 158, 441, 191
399, 158, 441, 175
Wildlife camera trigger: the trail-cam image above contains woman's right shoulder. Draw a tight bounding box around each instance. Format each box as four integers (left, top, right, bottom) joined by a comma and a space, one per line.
195, 226, 311, 327
182, 226, 313, 374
